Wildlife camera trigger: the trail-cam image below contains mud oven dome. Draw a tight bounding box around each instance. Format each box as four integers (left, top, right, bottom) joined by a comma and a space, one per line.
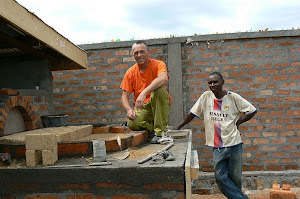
0, 90, 48, 136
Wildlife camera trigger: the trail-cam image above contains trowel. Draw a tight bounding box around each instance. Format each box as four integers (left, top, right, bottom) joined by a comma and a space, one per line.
113, 136, 130, 160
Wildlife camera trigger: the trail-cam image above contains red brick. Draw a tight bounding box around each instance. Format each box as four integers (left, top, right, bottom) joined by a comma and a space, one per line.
272, 152, 287, 157
286, 96, 300, 102
264, 69, 279, 74
25, 194, 60, 199
272, 184, 281, 190
99, 51, 113, 56
273, 75, 288, 81
248, 166, 264, 171
110, 126, 129, 133
255, 152, 268, 158
107, 58, 121, 63
68, 80, 81, 85
237, 78, 253, 84
108, 71, 121, 76
91, 58, 104, 63
195, 60, 210, 65
279, 41, 294, 46
256, 76, 270, 82
270, 189, 295, 199
92, 72, 105, 77
61, 74, 74, 79
245, 43, 259, 48
77, 86, 90, 91
226, 44, 240, 49
253, 139, 269, 145
267, 165, 283, 170
115, 63, 128, 69
115, 50, 129, 56
93, 125, 110, 133
263, 159, 279, 164
263, 42, 276, 48
58, 143, 89, 156
59, 183, 90, 190
132, 132, 145, 146
275, 62, 289, 67
201, 53, 215, 58
245, 145, 259, 151
76, 73, 89, 78
287, 124, 300, 130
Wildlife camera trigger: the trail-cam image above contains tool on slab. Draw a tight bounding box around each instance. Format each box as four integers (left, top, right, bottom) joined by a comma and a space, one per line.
113, 136, 130, 160
138, 143, 174, 164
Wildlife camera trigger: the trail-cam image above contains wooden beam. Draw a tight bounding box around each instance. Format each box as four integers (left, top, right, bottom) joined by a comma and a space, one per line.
0, 0, 87, 70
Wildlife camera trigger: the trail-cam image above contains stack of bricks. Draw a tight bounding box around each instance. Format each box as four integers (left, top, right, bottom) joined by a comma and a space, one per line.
270, 184, 295, 199
25, 125, 92, 166
25, 132, 58, 167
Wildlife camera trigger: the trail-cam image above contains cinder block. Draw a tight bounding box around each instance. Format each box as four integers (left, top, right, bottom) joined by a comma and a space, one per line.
26, 150, 42, 167
42, 148, 58, 166
270, 190, 295, 199
25, 133, 57, 150
93, 125, 110, 134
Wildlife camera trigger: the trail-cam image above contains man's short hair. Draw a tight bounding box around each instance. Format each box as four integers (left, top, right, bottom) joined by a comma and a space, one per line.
210, 71, 224, 81
132, 40, 148, 49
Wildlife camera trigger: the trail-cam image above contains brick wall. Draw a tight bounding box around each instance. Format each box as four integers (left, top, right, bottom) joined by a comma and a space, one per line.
53, 30, 300, 172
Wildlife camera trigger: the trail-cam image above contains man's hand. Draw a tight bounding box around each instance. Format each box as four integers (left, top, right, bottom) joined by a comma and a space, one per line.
135, 93, 146, 109
127, 108, 136, 120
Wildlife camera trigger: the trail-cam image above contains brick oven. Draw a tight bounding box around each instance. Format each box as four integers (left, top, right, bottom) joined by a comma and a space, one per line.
0, 0, 87, 136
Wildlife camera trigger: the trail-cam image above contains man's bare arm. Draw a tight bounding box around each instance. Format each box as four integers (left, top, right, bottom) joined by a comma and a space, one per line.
121, 90, 136, 119
135, 71, 168, 109
176, 112, 196, 130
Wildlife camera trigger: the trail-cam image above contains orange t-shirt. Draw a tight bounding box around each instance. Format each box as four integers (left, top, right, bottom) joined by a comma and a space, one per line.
120, 59, 172, 105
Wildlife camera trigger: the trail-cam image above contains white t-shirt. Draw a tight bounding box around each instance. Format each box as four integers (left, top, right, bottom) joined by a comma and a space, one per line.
190, 91, 257, 148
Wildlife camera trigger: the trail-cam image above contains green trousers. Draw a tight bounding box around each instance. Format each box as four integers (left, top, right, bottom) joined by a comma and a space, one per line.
128, 87, 170, 136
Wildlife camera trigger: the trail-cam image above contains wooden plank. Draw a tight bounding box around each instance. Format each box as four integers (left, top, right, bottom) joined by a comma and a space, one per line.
191, 150, 199, 180
185, 130, 192, 199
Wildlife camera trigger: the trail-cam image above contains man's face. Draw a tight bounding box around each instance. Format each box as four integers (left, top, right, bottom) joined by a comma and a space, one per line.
132, 43, 149, 66
208, 74, 224, 94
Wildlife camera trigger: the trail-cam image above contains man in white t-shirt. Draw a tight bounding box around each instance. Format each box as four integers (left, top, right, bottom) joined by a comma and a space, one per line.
176, 72, 257, 199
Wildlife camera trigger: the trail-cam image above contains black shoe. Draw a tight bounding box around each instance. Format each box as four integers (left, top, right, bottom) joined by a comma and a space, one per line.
148, 130, 155, 140
151, 135, 162, 144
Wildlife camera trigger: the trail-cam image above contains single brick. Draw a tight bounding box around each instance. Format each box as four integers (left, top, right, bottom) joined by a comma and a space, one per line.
131, 132, 146, 147
272, 184, 281, 190
93, 125, 110, 134
42, 148, 58, 166
282, 184, 291, 191
110, 126, 129, 133
25, 133, 57, 150
26, 150, 42, 167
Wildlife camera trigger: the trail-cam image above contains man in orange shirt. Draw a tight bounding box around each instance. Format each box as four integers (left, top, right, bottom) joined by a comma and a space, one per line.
120, 41, 172, 144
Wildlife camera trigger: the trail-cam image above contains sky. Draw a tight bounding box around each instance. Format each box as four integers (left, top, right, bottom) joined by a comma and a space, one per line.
16, 0, 300, 45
